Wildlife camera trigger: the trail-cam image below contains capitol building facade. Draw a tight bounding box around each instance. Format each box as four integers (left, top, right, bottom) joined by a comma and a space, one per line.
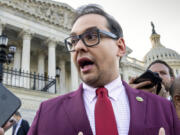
0, 0, 180, 126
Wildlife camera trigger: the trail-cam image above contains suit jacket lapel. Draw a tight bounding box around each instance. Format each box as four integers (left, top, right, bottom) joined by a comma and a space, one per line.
123, 81, 147, 135
62, 82, 147, 135
12, 124, 17, 135
62, 84, 93, 135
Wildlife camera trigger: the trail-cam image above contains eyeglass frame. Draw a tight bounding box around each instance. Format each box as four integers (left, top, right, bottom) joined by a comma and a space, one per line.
64, 28, 118, 52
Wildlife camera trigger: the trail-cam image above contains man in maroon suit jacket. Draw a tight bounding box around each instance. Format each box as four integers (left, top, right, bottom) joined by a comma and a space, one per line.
28, 4, 180, 135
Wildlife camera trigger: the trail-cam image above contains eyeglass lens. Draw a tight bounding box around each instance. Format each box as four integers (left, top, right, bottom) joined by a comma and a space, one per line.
66, 29, 100, 51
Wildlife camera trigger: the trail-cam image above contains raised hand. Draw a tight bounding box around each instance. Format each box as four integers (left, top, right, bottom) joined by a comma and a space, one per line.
129, 77, 157, 94
0, 120, 15, 135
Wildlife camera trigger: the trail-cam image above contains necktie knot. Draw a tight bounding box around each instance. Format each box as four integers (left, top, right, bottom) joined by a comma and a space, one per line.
96, 87, 108, 98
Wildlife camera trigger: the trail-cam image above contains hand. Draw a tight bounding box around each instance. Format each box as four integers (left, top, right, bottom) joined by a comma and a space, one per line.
158, 84, 169, 98
129, 77, 157, 94
0, 128, 4, 135
77, 131, 83, 135
129, 77, 152, 89
0, 120, 15, 135
158, 127, 165, 135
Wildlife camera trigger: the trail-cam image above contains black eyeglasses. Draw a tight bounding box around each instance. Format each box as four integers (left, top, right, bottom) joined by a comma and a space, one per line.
64, 28, 118, 52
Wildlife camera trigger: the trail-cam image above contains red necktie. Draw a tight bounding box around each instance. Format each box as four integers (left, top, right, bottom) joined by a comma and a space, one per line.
95, 87, 118, 135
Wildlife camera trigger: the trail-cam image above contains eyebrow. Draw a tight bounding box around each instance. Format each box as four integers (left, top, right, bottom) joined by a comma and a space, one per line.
70, 26, 98, 36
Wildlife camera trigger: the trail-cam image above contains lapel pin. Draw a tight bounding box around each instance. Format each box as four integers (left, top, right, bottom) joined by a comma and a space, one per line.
136, 96, 144, 102
78, 131, 83, 135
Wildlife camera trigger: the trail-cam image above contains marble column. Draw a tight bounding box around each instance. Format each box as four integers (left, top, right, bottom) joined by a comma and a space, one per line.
59, 60, 66, 94
70, 55, 79, 90
48, 40, 56, 93
38, 51, 45, 90
13, 46, 21, 70
12, 46, 21, 86
21, 31, 32, 89
0, 22, 4, 35
38, 51, 45, 75
21, 31, 32, 72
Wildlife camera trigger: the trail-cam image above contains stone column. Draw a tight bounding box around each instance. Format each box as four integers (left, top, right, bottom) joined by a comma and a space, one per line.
13, 46, 21, 70
70, 55, 79, 90
0, 22, 4, 35
38, 51, 45, 75
21, 31, 32, 72
48, 40, 56, 93
38, 51, 45, 90
12, 46, 21, 86
59, 60, 66, 94
21, 31, 32, 89
0, 25, 3, 35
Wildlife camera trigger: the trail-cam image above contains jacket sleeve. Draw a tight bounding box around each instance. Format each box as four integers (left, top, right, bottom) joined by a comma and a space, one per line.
27, 103, 42, 135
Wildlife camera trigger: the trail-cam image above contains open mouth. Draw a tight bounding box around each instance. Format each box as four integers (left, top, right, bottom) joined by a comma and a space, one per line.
78, 57, 94, 72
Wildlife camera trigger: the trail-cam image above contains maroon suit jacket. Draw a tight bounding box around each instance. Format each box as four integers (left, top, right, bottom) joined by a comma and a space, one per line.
28, 81, 180, 135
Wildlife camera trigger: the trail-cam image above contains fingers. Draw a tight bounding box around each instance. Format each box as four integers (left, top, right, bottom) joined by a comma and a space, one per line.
129, 77, 137, 84
3, 121, 14, 131
129, 81, 152, 89
129, 78, 158, 95
136, 81, 152, 89
0, 128, 4, 135
78, 131, 83, 135
0, 120, 14, 135
142, 85, 157, 93
158, 127, 165, 135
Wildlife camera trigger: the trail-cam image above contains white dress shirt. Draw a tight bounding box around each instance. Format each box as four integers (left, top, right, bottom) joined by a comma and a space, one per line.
14, 118, 22, 135
83, 76, 130, 135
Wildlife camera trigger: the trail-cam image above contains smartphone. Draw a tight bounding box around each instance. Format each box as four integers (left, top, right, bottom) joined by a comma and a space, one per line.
0, 83, 21, 127
133, 70, 162, 94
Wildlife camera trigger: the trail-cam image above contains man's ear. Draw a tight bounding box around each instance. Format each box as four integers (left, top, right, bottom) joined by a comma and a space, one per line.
116, 38, 126, 57
173, 95, 180, 107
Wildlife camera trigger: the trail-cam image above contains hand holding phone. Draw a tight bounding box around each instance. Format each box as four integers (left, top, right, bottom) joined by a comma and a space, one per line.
0, 127, 4, 135
0, 84, 21, 127
132, 70, 162, 94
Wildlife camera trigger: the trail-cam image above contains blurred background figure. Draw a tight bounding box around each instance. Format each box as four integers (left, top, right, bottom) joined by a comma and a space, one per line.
147, 60, 175, 98
12, 112, 29, 135
171, 77, 180, 119
129, 60, 174, 100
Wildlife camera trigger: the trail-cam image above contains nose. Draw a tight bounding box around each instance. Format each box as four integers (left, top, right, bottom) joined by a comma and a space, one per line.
74, 39, 88, 52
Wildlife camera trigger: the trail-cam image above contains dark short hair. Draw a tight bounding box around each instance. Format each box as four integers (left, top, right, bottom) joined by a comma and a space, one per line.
14, 111, 21, 117
73, 4, 123, 38
147, 60, 175, 78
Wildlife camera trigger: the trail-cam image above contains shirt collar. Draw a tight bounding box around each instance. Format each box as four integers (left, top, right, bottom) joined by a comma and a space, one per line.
17, 118, 22, 126
83, 76, 123, 103
83, 82, 97, 103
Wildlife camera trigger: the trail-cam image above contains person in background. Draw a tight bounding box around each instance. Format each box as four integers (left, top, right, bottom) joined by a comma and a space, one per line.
171, 77, 180, 119
129, 60, 174, 99
12, 111, 29, 135
28, 4, 179, 135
